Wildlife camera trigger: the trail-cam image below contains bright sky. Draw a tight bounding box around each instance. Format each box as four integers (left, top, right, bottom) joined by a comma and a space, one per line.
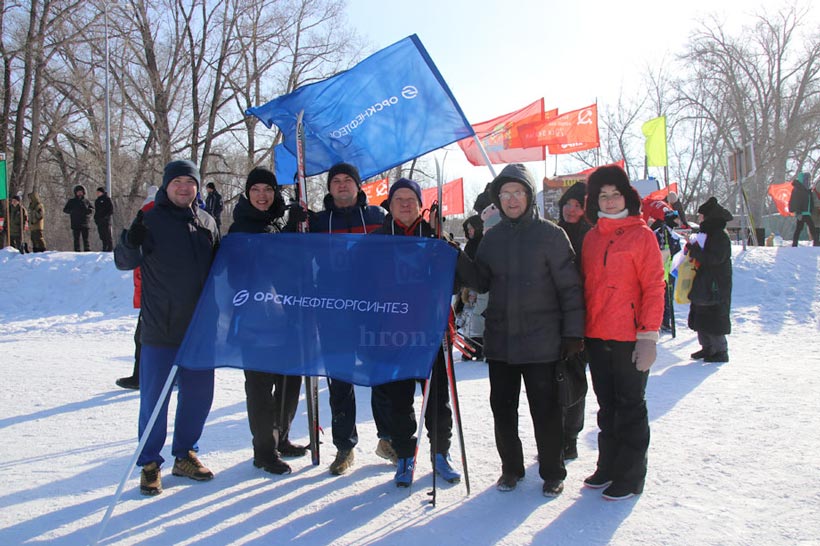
345, 0, 796, 201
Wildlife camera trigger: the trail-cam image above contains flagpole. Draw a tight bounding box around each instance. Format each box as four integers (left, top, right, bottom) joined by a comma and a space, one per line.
471, 135, 497, 179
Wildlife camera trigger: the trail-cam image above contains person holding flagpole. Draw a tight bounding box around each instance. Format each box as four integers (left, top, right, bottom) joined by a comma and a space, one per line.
288, 162, 395, 476
370, 177, 462, 488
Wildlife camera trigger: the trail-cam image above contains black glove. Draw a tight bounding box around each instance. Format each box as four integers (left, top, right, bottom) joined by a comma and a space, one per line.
560, 337, 584, 360
287, 203, 309, 224
126, 210, 148, 247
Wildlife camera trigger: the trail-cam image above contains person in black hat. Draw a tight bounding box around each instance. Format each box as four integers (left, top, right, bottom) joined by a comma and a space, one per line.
4, 194, 28, 251
228, 167, 304, 475
63, 185, 94, 251
94, 187, 114, 251
687, 197, 733, 363
204, 182, 224, 233
290, 161, 392, 476
370, 177, 462, 488
788, 175, 819, 246
114, 159, 220, 496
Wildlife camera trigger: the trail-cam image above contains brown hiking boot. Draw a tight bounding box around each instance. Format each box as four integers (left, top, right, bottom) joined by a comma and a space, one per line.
374, 439, 398, 465
329, 449, 355, 475
140, 462, 162, 496
172, 450, 214, 481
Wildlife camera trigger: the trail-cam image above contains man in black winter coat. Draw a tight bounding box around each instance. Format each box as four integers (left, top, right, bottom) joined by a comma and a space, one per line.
788, 176, 819, 246
94, 187, 114, 251
458, 163, 585, 498
114, 159, 220, 496
63, 185, 93, 251
205, 182, 224, 233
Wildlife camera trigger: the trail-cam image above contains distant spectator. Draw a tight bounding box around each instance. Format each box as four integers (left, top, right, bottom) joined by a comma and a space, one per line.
28, 191, 46, 252
63, 185, 94, 251
665, 192, 689, 228
5, 194, 28, 251
94, 187, 114, 251
788, 176, 819, 246
688, 197, 733, 363
204, 182, 224, 233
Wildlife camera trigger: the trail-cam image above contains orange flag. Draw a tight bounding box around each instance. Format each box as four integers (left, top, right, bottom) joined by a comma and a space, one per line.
516, 104, 599, 153
421, 178, 464, 215
458, 99, 551, 166
767, 182, 793, 217
361, 177, 389, 205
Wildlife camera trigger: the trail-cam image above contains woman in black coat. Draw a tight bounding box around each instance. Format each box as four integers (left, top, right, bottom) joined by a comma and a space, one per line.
687, 197, 733, 363
229, 167, 305, 475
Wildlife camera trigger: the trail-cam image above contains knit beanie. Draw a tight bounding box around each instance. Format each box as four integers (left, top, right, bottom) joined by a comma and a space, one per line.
206, 182, 216, 191
697, 196, 733, 221
162, 160, 201, 190
559, 182, 587, 209
388, 178, 423, 207
327, 162, 362, 189
96, 187, 106, 193
245, 167, 278, 198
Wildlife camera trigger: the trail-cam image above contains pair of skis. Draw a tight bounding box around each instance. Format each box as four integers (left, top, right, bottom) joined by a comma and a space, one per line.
410, 193, 471, 506
296, 111, 321, 465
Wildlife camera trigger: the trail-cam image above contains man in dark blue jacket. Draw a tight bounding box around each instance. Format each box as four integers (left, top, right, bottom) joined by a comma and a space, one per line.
114, 159, 220, 496
298, 162, 394, 476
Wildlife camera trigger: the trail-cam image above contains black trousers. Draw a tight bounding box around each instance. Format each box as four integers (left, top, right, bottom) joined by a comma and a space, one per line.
374, 350, 452, 459
244, 370, 303, 458
72, 227, 90, 251
792, 215, 819, 246
97, 221, 113, 251
131, 313, 142, 381
488, 360, 565, 482
586, 338, 650, 491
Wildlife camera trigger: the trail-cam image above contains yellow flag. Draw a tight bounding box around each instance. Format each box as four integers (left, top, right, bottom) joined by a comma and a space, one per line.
642, 116, 667, 167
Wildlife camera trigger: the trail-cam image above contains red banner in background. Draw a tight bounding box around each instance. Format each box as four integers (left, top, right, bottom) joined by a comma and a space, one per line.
767, 182, 793, 216
458, 99, 548, 166
646, 182, 679, 202
361, 177, 389, 205
516, 104, 599, 154
421, 178, 464, 215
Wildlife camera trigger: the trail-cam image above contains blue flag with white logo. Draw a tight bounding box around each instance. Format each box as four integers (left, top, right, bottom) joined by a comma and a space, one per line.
174, 233, 457, 386
245, 35, 475, 181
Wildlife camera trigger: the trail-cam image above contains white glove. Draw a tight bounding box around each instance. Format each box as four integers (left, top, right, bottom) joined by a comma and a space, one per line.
633, 338, 657, 371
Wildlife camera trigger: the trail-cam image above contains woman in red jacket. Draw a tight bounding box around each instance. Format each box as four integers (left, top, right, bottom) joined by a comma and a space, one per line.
581, 166, 665, 501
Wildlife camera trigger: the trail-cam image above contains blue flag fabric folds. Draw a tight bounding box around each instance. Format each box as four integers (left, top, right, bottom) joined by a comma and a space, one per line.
246, 35, 475, 181
174, 233, 457, 386
274, 144, 297, 186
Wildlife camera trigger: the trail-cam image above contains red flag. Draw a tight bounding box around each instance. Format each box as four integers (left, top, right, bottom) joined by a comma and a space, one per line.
516, 104, 599, 154
767, 182, 793, 216
361, 177, 389, 205
421, 178, 464, 215
458, 99, 548, 166
645, 182, 679, 202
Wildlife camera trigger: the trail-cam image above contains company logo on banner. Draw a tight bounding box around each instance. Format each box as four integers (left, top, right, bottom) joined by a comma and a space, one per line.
421, 178, 464, 215
362, 177, 389, 204
174, 233, 457, 386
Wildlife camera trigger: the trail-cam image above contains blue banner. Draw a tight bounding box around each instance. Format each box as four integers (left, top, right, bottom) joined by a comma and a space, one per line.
246, 35, 475, 181
174, 233, 457, 386
274, 144, 297, 186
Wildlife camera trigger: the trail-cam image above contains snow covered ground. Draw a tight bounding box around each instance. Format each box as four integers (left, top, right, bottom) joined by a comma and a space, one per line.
1, 243, 818, 546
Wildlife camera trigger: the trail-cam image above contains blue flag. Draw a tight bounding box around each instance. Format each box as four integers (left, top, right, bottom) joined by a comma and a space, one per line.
246, 35, 475, 181
174, 233, 457, 386
274, 144, 297, 186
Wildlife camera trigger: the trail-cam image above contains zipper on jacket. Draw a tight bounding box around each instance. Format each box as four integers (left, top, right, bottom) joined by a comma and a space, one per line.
603, 240, 614, 266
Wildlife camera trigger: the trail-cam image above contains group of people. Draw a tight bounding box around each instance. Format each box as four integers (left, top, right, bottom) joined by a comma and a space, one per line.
2, 184, 115, 252
114, 158, 733, 503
